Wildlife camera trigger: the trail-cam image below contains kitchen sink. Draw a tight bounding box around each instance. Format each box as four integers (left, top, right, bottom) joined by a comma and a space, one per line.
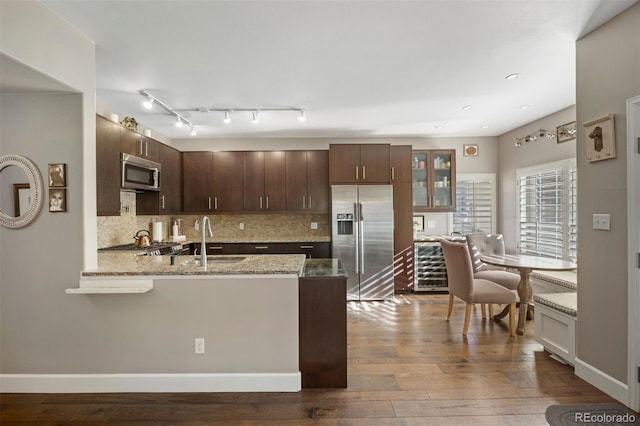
181, 256, 246, 266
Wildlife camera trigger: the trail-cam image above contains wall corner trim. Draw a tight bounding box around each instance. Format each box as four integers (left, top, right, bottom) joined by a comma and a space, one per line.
574, 357, 630, 407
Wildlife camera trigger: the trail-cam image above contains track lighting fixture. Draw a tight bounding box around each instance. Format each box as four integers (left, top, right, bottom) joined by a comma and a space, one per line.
190, 127, 197, 136
139, 89, 307, 134
139, 90, 196, 136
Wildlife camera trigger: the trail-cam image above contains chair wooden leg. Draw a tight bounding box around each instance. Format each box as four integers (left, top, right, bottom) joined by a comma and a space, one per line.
488, 304, 494, 317
508, 303, 516, 337
447, 293, 454, 320
481, 304, 486, 319
463, 303, 472, 335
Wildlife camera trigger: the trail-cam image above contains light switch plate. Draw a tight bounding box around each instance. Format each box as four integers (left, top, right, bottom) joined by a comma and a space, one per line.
593, 213, 611, 230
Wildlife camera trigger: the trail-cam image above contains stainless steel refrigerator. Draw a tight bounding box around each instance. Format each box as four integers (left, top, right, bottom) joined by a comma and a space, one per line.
331, 185, 395, 301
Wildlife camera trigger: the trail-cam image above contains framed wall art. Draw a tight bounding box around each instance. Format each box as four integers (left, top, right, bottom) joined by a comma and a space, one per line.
556, 121, 577, 143
463, 144, 478, 156
48, 163, 66, 187
413, 215, 424, 232
49, 188, 67, 212
583, 114, 616, 162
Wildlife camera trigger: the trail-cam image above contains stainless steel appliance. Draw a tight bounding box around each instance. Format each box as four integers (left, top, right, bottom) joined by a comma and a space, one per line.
121, 153, 161, 191
413, 241, 448, 292
331, 185, 394, 301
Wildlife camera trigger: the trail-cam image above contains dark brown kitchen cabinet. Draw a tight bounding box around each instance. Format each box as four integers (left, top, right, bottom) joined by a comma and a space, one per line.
96, 115, 122, 216
192, 241, 330, 258
285, 151, 329, 212
412, 149, 456, 212
137, 143, 182, 215
182, 151, 214, 212
120, 128, 159, 161
243, 151, 286, 211
213, 151, 244, 212
390, 146, 414, 291
329, 144, 390, 184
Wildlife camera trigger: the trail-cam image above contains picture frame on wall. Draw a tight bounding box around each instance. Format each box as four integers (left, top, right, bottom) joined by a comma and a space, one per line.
463, 144, 478, 156
556, 121, 577, 143
49, 188, 67, 212
48, 163, 66, 187
413, 215, 424, 232
583, 114, 616, 162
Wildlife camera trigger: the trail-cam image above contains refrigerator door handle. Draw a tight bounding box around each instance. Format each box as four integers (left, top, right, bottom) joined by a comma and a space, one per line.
359, 202, 365, 273
354, 202, 360, 273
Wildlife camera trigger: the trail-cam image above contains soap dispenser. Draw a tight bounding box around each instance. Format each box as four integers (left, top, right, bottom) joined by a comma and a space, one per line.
172, 220, 179, 237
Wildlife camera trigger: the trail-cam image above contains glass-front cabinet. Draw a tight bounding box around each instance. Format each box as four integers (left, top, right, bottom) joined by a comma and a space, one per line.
412, 150, 456, 212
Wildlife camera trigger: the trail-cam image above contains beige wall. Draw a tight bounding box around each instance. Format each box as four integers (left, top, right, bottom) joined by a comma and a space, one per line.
497, 106, 577, 252
575, 3, 639, 384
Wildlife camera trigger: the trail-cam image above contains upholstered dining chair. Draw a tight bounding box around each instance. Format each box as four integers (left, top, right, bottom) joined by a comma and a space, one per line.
441, 239, 516, 336
465, 234, 520, 291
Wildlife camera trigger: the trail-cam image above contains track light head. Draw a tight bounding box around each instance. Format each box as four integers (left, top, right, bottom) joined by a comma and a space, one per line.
298, 109, 306, 122
175, 116, 183, 128
190, 126, 197, 136
142, 97, 154, 109
223, 111, 231, 124
252, 110, 260, 124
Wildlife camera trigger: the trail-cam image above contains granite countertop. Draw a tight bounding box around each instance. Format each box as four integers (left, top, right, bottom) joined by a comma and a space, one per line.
83, 252, 307, 277
301, 258, 347, 278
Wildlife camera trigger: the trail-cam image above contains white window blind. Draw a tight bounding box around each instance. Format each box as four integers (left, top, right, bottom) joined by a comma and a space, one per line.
453, 173, 495, 235
517, 160, 577, 262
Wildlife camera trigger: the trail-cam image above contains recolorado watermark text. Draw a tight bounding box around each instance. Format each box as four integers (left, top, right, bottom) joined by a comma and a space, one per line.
575, 411, 637, 423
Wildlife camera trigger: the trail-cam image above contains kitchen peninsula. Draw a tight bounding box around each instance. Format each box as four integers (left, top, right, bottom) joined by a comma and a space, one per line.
64, 252, 346, 393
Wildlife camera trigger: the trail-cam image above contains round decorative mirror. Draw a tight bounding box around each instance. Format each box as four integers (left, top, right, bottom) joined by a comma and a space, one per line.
0, 155, 44, 228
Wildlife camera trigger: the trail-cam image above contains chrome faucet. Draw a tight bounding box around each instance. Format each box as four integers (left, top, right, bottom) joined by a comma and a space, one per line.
201, 216, 213, 268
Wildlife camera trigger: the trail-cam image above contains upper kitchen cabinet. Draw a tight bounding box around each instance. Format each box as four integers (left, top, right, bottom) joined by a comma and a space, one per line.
120, 127, 159, 161
212, 151, 244, 212
329, 144, 390, 184
286, 151, 329, 212
137, 143, 182, 215
390, 145, 412, 183
96, 115, 122, 216
390, 146, 414, 291
412, 150, 456, 212
182, 151, 214, 212
243, 151, 286, 211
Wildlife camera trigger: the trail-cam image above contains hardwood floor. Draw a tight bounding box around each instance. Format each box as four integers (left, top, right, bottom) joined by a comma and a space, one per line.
0, 293, 617, 425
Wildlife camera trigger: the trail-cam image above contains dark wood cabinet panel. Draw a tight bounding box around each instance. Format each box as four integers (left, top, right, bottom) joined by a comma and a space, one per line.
329, 144, 360, 184
299, 276, 347, 388
244, 151, 287, 211
191, 241, 330, 258
213, 151, 244, 212
286, 151, 329, 212
306, 150, 329, 212
412, 149, 456, 212
264, 151, 286, 211
96, 115, 121, 216
360, 144, 390, 183
393, 181, 414, 291
182, 151, 214, 212
120, 129, 159, 161
390, 145, 412, 183
329, 144, 390, 184
243, 151, 265, 211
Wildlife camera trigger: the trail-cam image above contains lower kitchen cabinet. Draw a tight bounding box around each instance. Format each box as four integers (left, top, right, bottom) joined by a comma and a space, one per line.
299, 274, 347, 388
191, 242, 330, 258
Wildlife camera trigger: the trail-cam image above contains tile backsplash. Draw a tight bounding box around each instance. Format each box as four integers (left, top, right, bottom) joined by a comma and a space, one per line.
97, 191, 330, 248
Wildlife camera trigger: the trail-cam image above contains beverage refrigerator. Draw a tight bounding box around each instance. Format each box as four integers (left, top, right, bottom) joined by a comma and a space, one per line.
331, 185, 395, 301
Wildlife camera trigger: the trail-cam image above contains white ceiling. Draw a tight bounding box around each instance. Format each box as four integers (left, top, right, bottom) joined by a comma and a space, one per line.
33, 0, 636, 139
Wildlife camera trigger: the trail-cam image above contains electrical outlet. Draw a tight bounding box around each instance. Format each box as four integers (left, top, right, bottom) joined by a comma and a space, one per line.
195, 338, 205, 354
239, 222, 244, 230
310, 222, 318, 230
593, 213, 611, 231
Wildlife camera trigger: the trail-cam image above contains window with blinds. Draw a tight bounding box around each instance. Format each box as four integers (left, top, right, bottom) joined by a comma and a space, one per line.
453, 174, 495, 235
516, 159, 577, 262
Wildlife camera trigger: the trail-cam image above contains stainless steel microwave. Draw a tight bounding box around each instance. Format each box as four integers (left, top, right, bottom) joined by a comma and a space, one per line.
121, 153, 161, 191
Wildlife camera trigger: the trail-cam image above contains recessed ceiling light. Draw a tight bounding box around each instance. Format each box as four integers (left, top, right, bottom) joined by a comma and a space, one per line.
519, 105, 530, 110
505, 73, 521, 80
481, 125, 489, 129
462, 105, 472, 110
435, 125, 443, 129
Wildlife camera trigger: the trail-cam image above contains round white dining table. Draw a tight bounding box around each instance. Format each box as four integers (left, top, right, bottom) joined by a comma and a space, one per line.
480, 254, 577, 335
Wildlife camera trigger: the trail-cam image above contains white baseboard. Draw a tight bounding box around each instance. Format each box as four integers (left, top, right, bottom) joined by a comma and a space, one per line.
0, 372, 301, 393
574, 357, 630, 406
